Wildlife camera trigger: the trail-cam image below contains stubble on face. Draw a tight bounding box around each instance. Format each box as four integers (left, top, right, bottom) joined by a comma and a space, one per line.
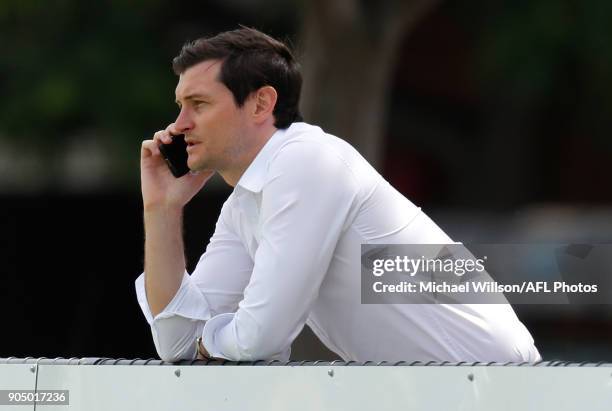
187, 110, 251, 174
175, 60, 247, 173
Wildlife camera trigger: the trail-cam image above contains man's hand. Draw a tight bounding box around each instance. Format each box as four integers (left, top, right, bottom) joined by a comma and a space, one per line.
141, 123, 214, 211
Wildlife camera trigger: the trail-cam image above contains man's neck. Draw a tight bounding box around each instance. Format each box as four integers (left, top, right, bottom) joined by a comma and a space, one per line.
220, 125, 278, 187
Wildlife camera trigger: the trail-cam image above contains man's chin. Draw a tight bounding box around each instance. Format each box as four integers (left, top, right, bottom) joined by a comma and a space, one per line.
188, 157, 213, 173
187, 155, 202, 170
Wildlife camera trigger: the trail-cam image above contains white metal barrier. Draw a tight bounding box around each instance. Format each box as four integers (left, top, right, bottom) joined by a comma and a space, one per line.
1, 358, 611, 410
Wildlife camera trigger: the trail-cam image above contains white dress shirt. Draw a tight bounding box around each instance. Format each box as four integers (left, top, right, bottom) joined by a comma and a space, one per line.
135, 122, 541, 363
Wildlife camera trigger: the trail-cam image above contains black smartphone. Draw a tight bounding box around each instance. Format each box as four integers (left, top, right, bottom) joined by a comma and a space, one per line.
158, 134, 190, 178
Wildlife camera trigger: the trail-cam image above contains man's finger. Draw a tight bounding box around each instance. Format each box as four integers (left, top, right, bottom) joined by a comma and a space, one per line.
153, 130, 172, 145
165, 123, 179, 136
141, 139, 160, 157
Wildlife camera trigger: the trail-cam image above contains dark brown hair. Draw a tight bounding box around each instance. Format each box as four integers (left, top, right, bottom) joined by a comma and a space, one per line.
172, 27, 303, 129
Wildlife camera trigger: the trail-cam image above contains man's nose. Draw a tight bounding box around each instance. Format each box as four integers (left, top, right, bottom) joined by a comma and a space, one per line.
174, 108, 195, 133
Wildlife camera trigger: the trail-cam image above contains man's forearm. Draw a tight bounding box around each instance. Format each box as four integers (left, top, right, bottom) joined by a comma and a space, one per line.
144, 205, 186, 317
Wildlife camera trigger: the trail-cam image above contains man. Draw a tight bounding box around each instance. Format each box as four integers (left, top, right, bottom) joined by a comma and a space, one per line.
136, 27, 541, 362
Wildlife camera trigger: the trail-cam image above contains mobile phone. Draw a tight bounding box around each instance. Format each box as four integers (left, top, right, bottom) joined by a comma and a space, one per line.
158, 134, 190, 178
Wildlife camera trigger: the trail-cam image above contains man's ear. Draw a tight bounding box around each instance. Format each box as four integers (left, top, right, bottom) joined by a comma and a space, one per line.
251, 86, 278, 124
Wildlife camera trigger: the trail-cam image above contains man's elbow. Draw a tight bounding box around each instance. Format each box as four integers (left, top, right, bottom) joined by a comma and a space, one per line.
157, 350, 186, 364
233, 332, 289, 362
154, 336, 195, 363
155, 336, 198, 363
152, 317, 199, 363
205, 314, 291, 361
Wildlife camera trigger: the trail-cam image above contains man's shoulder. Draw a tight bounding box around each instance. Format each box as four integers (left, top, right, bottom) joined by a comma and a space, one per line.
272, 122, 357, 166
264, 122, 380, 191
278, 122, 327, 147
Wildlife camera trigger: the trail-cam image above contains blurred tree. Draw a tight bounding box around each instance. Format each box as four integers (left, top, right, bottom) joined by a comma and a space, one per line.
298, 0, 441, 167
2, 0, 611, 197
0, 0, 180, 186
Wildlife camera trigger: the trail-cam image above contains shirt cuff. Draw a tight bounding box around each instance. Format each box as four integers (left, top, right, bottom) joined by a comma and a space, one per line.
135, 271, 212, 324
201, 313, 234, 359
201, 313, 291, 361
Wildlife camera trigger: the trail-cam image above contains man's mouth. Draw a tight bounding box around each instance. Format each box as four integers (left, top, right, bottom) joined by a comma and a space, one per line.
185, 139, 200, 151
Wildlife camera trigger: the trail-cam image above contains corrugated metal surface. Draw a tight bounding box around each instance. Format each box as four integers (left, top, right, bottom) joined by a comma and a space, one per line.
2, 357, 612, 366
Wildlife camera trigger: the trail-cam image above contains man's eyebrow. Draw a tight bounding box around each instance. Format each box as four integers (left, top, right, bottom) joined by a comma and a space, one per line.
175, 93, 211, 104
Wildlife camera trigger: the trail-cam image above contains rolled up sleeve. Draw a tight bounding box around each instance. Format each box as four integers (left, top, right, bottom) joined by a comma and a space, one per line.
135, 271, 212, 325
134, 197, 253, 362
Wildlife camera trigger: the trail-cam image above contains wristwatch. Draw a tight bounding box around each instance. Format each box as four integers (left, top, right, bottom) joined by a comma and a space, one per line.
195, 336, 210, 360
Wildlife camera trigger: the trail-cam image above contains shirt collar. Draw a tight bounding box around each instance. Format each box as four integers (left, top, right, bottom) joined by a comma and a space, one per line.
235, 125, 290, 193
